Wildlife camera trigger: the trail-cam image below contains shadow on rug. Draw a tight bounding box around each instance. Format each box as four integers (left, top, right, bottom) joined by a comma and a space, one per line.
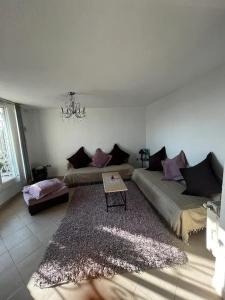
33, 181, 187, 288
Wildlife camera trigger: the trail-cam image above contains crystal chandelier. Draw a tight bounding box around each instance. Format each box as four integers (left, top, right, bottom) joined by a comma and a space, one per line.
61, 92, 86, 119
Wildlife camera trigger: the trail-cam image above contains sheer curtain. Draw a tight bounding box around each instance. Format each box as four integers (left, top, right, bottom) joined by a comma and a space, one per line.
15, 104, 32, 183
0, 99, 31, 194
0, 101, 19, 183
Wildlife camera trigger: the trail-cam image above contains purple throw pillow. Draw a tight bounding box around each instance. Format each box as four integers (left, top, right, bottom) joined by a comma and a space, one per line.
22, 178, 65, 199
162, 151, 187, 181
91, 148, 112, 168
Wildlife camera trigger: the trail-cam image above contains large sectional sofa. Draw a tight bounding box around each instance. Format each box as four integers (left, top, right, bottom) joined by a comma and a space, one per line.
64, 151, 219, 243
132, 168, 209, 243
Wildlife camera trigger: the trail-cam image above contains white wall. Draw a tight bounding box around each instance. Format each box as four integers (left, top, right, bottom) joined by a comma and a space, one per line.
146, 65, 225, 168
22, 107, 146, 177
22, 109, 46, 166
145, 66, 225, 297
21, 62, 225, 298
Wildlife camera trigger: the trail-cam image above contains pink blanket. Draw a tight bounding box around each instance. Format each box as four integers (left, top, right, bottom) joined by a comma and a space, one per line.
23, 185, 69, 206
23, 178, 65, 200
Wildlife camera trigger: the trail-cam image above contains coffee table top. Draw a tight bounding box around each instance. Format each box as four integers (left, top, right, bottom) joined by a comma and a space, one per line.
102, 172, 128, 193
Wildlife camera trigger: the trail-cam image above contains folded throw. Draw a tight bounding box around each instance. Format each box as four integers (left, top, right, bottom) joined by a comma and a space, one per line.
23, 178, 65, 200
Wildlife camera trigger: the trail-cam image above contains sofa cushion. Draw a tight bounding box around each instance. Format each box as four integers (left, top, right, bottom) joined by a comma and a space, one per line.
162, 151, 187, 181
64, 163, 134, 186
67, 147, 92, 169
180, 153, 222, 197
91, 148, 112, 168
134, 169, 208, 210
147, 146, 167, 171
108, 144, 130, 165
132, 168, 208, 242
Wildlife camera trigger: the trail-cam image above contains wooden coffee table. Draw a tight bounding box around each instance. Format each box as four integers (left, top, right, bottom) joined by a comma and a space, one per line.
102, 172, 128, 212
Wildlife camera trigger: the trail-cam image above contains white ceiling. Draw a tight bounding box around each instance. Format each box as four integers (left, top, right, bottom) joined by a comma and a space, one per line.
0, 0, 225, 108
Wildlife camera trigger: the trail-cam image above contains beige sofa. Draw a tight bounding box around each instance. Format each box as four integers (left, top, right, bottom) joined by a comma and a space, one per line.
64, 163, 134, 186
132, 168, 208, 243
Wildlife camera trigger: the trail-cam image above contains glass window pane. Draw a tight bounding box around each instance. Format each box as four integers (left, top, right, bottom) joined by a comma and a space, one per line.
0, 106, 17, 182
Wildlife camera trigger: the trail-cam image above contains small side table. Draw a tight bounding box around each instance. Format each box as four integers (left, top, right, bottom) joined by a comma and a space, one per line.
139, 149, 149, 168
140, 158, 149, 168
32, 165, 51, 183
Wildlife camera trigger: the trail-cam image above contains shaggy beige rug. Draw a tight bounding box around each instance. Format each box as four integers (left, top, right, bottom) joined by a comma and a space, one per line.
33, 182, 187, 288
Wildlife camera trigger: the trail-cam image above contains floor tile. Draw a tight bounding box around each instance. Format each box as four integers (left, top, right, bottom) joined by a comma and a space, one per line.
91, 278, 135, 300
0, 238, 7, 255
27, 219, 57, 236
5, 196, 26, 215
0, 216, 25, 238
38, 207, 67, 224
17, 212, 35, 226
27, 278, 58, 300
0, 207, 17, 222
0, 251, 15, 273
130, 268, 178, 300
110, 273, 137, 295
174, 260, 219, 300
3, 226, 33, 250
7, 286, 33, 300
0, 266, 23, 300
0, 192, 222, 300
17, 245, 46, 284
33, 222, 58, 244
174, 284, 221, 300
8, 235, 42, 264
52, 219, 63, 227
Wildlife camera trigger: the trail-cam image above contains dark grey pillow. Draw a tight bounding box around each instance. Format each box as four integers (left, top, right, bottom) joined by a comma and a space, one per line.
67, 147, 92, 169
108, 144, 130, 165
180, 153, 222, 197
146, 146, 167, 171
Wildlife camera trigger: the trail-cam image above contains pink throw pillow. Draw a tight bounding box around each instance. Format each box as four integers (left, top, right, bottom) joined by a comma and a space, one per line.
22, 178, 65, 199
162, 151, 187, 181
91, 148, 112, 168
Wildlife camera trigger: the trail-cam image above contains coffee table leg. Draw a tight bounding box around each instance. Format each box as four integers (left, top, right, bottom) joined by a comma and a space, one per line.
105, 193, 108, 212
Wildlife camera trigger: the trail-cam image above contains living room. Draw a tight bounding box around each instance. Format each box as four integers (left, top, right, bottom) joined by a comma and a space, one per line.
0, 1, 225, 299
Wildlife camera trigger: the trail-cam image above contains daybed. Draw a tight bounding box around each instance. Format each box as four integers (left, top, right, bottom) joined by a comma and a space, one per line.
132, 168, 208, 242
64, 163, 134, 186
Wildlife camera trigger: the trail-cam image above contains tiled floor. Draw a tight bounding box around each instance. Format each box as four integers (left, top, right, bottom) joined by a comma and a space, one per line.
0, 189, 222, 300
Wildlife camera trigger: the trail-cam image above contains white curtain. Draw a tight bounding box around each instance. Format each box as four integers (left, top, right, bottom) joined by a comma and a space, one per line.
0, 99, 27, 185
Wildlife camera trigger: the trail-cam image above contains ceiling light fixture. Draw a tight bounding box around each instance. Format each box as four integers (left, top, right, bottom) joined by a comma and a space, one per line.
61, 92, 86, 119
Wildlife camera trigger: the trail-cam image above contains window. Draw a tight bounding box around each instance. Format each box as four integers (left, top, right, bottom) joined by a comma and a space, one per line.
0, 105, 18, 183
